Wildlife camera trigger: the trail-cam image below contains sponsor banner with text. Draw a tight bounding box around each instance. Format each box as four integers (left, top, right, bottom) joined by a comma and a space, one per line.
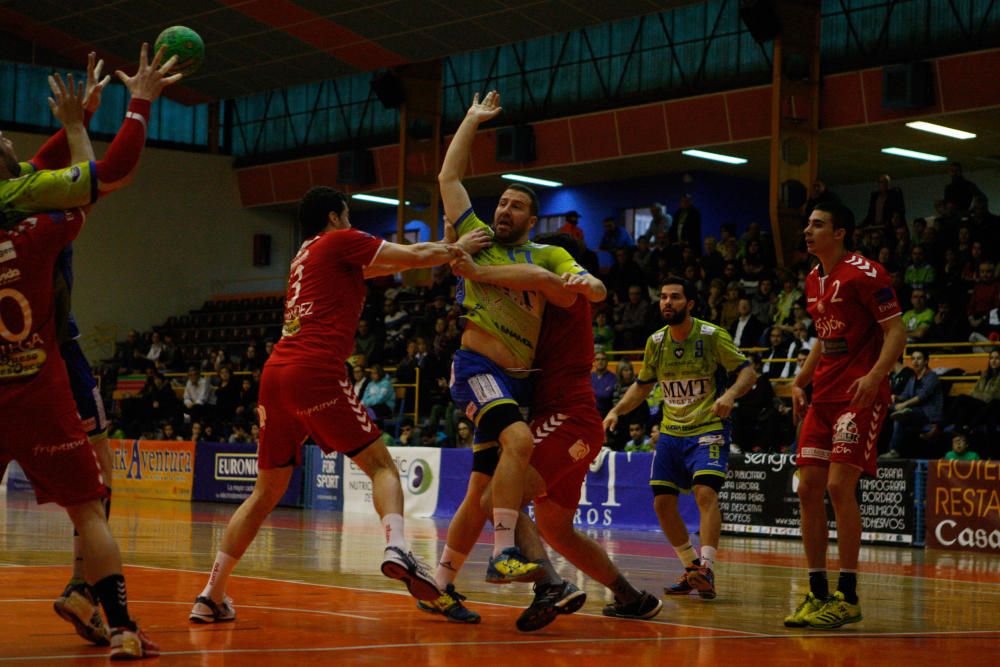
718, 453, 916, 545
303, 445, 344, 511
192, 441, 302, 507
111, 439, 195, 501
925, 459, 1000, 554
344, 446, 440, 517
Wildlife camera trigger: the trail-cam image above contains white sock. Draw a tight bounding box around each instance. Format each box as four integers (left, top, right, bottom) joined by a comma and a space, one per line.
72, 534, 85, 580
700, 545, 718, 569
492, 508, 519, 556
675, 542, 698, 568
382, 513, 406, 549
435, 546, 468, 590
200, 552, 238, 603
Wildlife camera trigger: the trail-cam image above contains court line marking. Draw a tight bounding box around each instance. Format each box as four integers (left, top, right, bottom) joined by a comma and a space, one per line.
0, 598, 379, 622
6, 629, 1000, 662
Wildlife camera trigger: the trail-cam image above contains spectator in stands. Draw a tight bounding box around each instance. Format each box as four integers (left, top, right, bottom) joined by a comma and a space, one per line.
593, 311, 615, 354
793, 348, 811, 378
623, 422, 652, 452
159, 422, 182, 441
902, 289, 934, 343
383, 297, 411, 360
354, 319, 382, 365
228, 420, 251, 444
591, 353, 617, 417
633, 236, 654, 280
804, 179, 840, 215
607, 249, 646, 302
761, 327, 795, 380
720, 282, 743, 330
146, 331, 165, 366
615, 286, 653, 350
944, 349, 1000, 436
669, 194, 702, 255
863, 174, 906, 232
609, 360, 650, 450
790, 321, 817, 353
925, 300, 968, 348
640, 202, 671, 243
213, 366, 242, 423
969, 195, 1000, 248
361, 364, 395, 424
238, 377, 258, 416
599, 216, 634, 251
240, 344, 263, 373
731, 354, 783, 453
891, 224, 911, 269
189, 421, 204, 442
557, 210, 584, 242
701, 236, 725, 281
261, 339, 275, 365
143, 372, 179, 434
944, 161, 984, 213
967, 262, 999, 323
885, 350, 944, 458
703, 278, 725, 324
419, 422, 448, 448
395, 419, 416, 446
454, 418, 474, 448
730, 297, 766, 349
903, 245, 937, 293
944, 432, 980, 461
250, 423, 260, 445
202, 424, 217, 442
113, 328, 146, 375
773, 274, 802, 328
160, 332, 182, 371
183, 366, 214, 425
395, 339, 419, 404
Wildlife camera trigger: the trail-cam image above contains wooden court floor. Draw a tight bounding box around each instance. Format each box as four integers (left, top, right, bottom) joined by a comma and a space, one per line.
1, 493, 998, 665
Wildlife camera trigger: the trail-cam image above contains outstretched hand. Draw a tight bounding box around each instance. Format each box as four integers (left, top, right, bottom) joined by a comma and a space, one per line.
83, 51, 111, 113
467, 90, 502, 124
115, 43, 183, 102
47, 73, 86, 128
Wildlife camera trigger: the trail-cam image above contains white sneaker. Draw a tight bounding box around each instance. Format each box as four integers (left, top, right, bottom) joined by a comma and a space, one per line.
381, 546, 440, 601
189, 595, 236, 623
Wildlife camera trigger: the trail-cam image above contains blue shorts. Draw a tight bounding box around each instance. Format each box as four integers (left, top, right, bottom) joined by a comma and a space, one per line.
450, 349, 531, 444
61, 340, 108, 438
650, 429, 730, 493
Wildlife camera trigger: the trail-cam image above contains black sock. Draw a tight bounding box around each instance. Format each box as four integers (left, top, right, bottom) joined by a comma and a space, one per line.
94, 574, 134, 630
809, 571, 829, 599
691, 558, 701, 568
838, 571, 858, 604
103, 489, 112, 520
609, 575, 642, 604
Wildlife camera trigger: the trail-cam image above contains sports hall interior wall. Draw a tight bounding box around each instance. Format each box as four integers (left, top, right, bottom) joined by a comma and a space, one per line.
6, 129, 297, 343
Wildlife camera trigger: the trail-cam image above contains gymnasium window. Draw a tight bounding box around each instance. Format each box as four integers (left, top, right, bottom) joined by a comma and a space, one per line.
624, 207, 654, 239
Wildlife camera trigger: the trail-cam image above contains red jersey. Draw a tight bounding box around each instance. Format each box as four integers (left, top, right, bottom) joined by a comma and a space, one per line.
805, 253, 901, 403
0, 209, 84, 403
533, 296, 597, 416
267, 227, 384, 373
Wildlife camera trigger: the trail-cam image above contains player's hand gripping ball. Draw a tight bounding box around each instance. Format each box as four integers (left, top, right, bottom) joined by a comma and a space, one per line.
153, 26, 204, 77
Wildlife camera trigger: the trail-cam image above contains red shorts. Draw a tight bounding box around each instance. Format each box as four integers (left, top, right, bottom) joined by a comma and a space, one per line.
0, 396, 107, 507
797, 400, 887, 477
257, 364, 382, 469
529, 410, 604, 509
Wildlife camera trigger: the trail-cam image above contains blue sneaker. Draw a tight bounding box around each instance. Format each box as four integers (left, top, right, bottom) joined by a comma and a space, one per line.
416, 584, 481, 624
485, 547, 542, 584
665, 565, 716, 599
516, 580, 587, 632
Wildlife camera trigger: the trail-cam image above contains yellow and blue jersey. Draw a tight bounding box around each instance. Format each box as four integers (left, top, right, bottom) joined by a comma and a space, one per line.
455, 208, 586, 368
638, 317, 749, 437
1, 161, 97, 228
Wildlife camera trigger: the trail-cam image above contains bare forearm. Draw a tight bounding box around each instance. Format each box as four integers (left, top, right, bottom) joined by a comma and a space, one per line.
475, 263, 573, 307
725, 364, 758, 400
65, 124, 95, 163
609, 381, 654, 417
871, 323, 907, 380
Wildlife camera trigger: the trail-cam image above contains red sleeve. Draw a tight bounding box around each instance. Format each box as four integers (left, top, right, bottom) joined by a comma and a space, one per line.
29, 111, 95, 170
337, 228, 385, 267
94, 99, 150, 193
855, 263, 901, 323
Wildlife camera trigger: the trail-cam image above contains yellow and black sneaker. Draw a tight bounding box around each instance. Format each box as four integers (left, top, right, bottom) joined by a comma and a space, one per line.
804, 591, 863, 629
417, 584, 481, 624
784, 591, 824, 627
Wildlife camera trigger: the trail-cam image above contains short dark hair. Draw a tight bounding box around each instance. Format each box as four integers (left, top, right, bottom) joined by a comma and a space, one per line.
912, 349, 930, 361
660, 275, 696, 302
299, 186, 348, 238
502, 183, 539, 217
533, 232, 584, 263
813, 201, 856, 247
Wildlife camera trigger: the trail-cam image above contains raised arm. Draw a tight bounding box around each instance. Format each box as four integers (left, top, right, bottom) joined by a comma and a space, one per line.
439, 91, 502, 223
30, 53, 108, 170
46, 73, 94, 164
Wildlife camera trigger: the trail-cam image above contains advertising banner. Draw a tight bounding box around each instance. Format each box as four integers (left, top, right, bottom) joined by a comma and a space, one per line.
344, 446, 441, 517
111, 439, 195, 501
718, 453, 916, 545
302, 445, 344, 511
925, 459, 1000, 554
192, 442, 302, 507
2, 461, 34, 495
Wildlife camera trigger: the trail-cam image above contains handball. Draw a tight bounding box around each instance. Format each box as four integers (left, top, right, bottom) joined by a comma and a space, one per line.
153, 26, 204, 77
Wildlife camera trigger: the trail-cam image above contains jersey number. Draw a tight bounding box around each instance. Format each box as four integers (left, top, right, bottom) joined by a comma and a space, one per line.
830, 280, 843, 303
0, 288, 32, 343
287, 263, 305, 309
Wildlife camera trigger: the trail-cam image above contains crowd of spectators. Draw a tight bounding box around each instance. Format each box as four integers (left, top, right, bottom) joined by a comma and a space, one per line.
102, 163, 996, 458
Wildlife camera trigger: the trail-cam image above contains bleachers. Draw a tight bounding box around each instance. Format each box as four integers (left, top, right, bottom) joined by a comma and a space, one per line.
154, 294, 284, 360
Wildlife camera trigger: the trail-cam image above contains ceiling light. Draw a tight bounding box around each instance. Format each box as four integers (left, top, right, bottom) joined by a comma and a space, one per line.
881, 147, 947, 162
352, 194, 410, 205
905, 121, 976, 140
681, 149, 748, 165
501, 173, 562, 187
